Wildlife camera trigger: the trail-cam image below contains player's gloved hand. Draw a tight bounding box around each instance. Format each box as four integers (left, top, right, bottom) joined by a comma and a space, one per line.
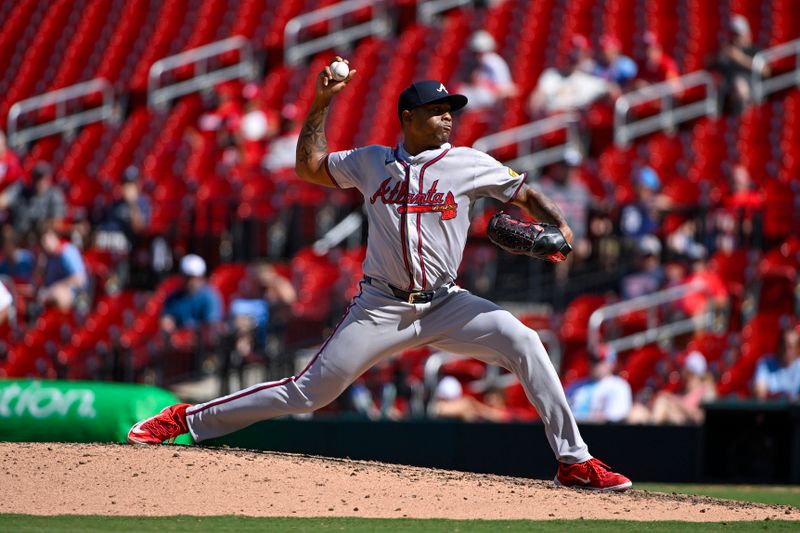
487, 212, 572, 262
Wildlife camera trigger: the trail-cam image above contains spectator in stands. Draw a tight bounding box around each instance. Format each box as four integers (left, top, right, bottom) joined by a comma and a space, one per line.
566, 346, 632, 423
429, 375, 510, 422
528, 37, 610, 116
215, 80, 245, 135
10, 161, 67, 237
264, 104, 301, 173
0, 278, 12, 325
229, 263, 296, 359
594, 34, 638, 93
455, 31, 517, 111
635, 32, 679, 89
710, 14, 767, 114
0, 131, 23, 219
0, 224, 35, 285
621, 234, 665, 299
724, 163, 763, 243
620, 166, 662, 240
628, 351, 717, 424
38, 225, 88, 311
97, 166, 152, 252
238, 84, 278, 169
570, 34, 597, 74
160, 254, 223, 334
536, 163, 592, 256
671, 244, 728, 321
753, 322, 800, 401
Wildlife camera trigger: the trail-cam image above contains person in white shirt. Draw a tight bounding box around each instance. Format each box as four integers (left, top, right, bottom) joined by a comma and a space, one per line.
455, 31, 518, 110
529, 37, 610, 116
0, 279, 13, 324
566, 346, 632, 423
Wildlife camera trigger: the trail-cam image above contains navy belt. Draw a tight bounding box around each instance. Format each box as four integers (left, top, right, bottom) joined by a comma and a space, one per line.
363, 276, 453, 304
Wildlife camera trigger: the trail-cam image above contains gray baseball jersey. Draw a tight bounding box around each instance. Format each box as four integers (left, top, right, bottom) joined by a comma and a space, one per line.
186, 142, 591, 464
325, 143, 523, 290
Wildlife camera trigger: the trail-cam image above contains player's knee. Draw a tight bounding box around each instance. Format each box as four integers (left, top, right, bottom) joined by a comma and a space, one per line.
298, 386, 341, 412
513, 328, 542, 353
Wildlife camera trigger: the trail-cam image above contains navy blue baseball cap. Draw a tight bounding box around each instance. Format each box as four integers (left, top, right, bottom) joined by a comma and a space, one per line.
397, 80, 468, 121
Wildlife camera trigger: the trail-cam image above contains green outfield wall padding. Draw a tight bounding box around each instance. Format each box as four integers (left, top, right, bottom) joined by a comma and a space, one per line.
0, 379, 193, 445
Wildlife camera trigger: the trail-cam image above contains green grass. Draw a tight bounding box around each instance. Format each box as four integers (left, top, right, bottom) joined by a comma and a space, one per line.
638, 484, 800, 508
0, 516, 798, 533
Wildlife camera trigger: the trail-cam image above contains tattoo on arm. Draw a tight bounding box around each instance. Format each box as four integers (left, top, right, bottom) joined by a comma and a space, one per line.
296, 103, 329, 175
521, 185, 567, 227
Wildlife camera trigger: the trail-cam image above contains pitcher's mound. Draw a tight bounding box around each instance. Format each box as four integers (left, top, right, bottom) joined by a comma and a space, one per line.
1, 442, 796, 521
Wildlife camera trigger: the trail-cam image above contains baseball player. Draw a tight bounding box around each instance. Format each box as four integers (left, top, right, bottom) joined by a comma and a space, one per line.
128, 57, 632, 492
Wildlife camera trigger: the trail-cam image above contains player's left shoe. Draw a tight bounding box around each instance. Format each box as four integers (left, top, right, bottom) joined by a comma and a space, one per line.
554, 458, 632, 492
127, 403, 191, 445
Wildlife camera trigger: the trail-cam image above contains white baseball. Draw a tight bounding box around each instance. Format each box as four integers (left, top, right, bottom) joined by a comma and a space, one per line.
330, 61, 349, 82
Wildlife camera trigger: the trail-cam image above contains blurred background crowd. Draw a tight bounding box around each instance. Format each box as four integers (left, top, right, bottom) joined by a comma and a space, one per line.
0, 0, 797, 426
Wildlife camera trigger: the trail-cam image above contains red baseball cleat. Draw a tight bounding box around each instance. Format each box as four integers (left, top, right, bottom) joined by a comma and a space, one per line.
127, 403, 191, 445
554, 458, 632, 492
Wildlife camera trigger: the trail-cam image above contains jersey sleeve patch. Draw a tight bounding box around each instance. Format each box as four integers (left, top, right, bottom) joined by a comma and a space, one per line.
471, 149, 527, 203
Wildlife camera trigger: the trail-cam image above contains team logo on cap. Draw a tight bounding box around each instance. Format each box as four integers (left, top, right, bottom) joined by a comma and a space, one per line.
436, 83, 447, 93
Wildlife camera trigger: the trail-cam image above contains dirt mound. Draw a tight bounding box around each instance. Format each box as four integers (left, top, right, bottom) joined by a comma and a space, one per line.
1, 442, 797, 521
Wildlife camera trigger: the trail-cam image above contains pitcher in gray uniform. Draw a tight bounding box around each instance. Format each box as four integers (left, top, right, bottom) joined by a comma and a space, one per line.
128, 57, 632, 492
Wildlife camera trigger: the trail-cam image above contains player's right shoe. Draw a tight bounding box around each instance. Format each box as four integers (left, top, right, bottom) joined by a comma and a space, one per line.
554, 458, 632, 492
127, 403, 191, 445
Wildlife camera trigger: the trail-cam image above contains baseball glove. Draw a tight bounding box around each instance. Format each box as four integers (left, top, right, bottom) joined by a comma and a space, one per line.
487, 212, 572, 262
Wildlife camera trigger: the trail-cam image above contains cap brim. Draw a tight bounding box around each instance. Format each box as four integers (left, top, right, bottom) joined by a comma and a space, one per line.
438, 94, 468, 112
414, 94, 468, 112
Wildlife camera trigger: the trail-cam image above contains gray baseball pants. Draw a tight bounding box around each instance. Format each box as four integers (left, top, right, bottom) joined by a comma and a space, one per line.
186, 281, 592, 463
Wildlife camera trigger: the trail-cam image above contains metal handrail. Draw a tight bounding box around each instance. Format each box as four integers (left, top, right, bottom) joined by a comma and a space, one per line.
7, 78, 116, 149
614, 70, 718, 147
284, 0, 391, 66
417, 0, 475, 24
587, 281, 724, 356
148, 36, 257, 110
472, 113, 583, 174
312, 211, 363, 254
752, 37, 800, 102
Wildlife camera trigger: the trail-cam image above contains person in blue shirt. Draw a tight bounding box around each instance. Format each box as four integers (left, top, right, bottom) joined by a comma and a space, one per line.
620, 166, 662, 240
0, 224, 35, 284
229, 263, 296, 358
160, 254, 223, 333
566, 346, 632, 423
595, 34, 638, 91
754, 323, 800, 401
39, 226, 88, 311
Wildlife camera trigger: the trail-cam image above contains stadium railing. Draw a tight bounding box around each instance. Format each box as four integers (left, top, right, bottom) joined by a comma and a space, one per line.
147, 36, 258, 111
472, 113, 583, 176
7, 78, 116, 149
417, 0, 476, 25
284, 0, 391, 66
752, 37, 800, 102
587, 281, 726, 357
311, 211, 364, 255
613, 70, 718, 147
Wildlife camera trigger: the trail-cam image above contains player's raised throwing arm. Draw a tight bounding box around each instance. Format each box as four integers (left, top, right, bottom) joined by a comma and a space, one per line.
511, 183, 574, 245
294, 56, 357, 188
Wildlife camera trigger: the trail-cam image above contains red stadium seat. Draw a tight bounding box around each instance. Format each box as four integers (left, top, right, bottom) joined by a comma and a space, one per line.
618, 344, 666, 394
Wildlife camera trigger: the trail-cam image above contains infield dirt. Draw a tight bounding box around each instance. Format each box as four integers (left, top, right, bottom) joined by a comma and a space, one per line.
1, 442, 798, 522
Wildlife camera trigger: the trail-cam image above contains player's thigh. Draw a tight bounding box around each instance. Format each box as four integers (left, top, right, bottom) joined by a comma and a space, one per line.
427, 290, 542, 367
294, 302, 419, 401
